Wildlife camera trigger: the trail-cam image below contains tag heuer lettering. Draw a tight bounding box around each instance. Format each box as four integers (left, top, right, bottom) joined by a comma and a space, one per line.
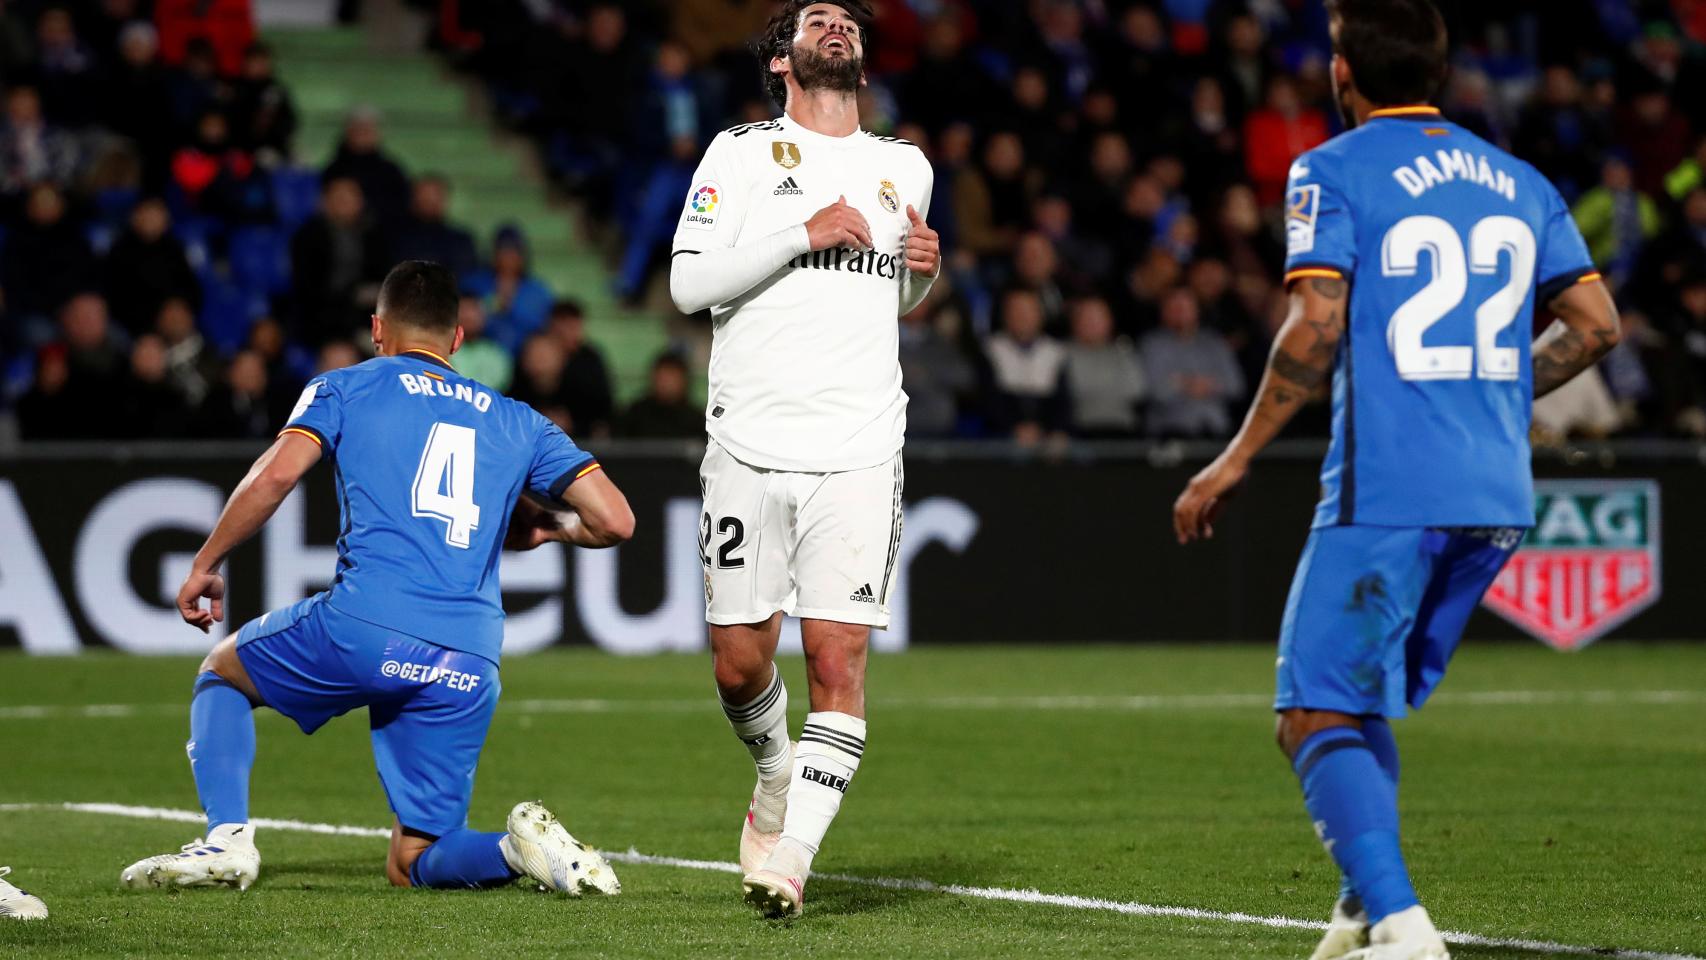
1481, 480, 1661, 651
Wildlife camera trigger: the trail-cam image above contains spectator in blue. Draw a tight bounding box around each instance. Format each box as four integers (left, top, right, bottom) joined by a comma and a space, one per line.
613, 39, 698, 305
461, 223, 552, 354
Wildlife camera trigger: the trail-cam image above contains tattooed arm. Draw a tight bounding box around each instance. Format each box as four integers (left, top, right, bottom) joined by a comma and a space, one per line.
1532, 278, 1620, 399
1172, 275, 1347, 544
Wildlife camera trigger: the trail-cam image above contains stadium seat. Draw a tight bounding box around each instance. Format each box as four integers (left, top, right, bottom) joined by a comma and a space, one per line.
174, 216, 224, 273
199, 272, 263, 356
272, 167, 321, 231
228, 226, 291, 297
93, 187, 140, 225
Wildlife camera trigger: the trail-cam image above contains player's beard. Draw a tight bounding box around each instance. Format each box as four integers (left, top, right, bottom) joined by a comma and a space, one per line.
789, 40, 862, 97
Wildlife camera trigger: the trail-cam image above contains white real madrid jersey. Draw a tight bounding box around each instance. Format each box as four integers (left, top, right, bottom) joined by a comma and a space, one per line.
672, 114, 934, 473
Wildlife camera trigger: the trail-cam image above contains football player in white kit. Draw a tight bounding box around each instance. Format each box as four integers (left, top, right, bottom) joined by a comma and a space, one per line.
668, 0, 940, 920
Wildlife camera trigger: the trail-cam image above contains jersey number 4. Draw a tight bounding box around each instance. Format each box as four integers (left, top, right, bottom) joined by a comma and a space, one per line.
1382, 214, 1535, 382
412, 422, 481, 549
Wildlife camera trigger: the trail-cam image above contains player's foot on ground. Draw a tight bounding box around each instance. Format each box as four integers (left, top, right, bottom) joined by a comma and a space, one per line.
1341, 906, 1450, 960
741, 866, 805, 920
119, 823, 260, 891
0, 866, 48, 920
739, 741, 794, 875
502, 801, 620, 896
1309, 895, 1370, 960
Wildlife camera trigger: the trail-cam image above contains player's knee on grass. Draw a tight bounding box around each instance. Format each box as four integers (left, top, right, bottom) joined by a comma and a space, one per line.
387, 825, 433, 887
1275, 709, 1362, 760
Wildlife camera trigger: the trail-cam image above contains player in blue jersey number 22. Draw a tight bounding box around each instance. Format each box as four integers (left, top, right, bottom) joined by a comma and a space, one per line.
1173, 3, 1620, 960
119, 261, 636, 897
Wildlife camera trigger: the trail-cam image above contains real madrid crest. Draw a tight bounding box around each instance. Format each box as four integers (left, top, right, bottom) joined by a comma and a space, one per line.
773, 141, 801, 168
878, 179, 899, 213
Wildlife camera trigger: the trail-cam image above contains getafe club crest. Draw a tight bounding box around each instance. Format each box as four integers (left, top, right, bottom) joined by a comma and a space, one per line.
773, 141, 801, 168
1481, 480, 1661, 651
878, 179, 899, 213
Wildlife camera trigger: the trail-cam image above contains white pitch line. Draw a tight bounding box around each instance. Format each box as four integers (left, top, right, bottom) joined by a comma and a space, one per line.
2, 688, 1703, 721
0, 802, 1697, 960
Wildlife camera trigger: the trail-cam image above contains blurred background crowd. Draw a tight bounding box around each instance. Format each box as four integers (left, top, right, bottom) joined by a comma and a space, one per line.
6, 0, 1706, 448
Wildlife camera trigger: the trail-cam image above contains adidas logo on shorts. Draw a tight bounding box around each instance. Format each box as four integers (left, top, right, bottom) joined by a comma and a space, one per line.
849, 583, 876, 603
774, 176, 804, 196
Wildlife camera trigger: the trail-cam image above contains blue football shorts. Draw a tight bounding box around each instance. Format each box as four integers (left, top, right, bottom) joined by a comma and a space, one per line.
235, 594, 501, 837
1275, 525, 1523, 718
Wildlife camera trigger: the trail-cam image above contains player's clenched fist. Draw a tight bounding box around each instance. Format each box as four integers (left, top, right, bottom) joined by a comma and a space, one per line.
805, 195, 873, 251
903, 204, 939, 277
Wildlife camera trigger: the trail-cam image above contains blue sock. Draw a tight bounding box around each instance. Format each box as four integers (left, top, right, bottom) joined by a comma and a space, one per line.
407, 830, 518, 889
1338, 717, 1401, 904
1294, 727, 1418, 924
187, 672, 256, 831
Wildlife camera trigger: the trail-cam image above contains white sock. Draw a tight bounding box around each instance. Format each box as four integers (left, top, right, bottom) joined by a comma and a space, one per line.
774, 711, 865, 876
720, 665, 791, 788
209, 822, 255, 847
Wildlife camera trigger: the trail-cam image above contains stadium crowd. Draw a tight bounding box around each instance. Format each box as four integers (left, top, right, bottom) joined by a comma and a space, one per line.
7, 0, 1706, 446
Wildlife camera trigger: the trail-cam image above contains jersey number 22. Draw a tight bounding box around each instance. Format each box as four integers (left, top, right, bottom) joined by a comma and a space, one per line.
413, 422, 481, 549
1382, 214, 1535, 382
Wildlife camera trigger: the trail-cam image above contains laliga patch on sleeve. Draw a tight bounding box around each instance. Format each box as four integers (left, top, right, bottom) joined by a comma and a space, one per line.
682, 180, 722, 231
289, 380, 322, 422
1286, 184, 1320, 255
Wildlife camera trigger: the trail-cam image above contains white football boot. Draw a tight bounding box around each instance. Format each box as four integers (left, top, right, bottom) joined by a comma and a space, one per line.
1341, 905, 1451, 960
1310, 896, 1370, 960
741, 866, 805, 920
120, 823, 260, 891
501, 801, 620, 896
0, 866, 48, 920
739, 741, 794, 875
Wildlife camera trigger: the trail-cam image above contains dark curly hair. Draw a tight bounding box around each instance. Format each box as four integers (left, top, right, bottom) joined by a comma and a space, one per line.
754, 0, 874, 110
1325, 0, 1449, 106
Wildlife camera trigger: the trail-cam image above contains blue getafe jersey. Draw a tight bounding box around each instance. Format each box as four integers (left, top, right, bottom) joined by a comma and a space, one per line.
280, 348, 598, 662
1282, 106, 1597, 529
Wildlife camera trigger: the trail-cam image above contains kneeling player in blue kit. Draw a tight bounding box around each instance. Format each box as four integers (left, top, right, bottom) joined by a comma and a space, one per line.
1173, 2, 1620, 958
121, 261, 635, 895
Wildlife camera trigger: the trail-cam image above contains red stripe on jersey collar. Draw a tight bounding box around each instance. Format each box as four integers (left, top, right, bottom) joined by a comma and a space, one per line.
1368, 105, 1443, 120
402, 348, 454, 370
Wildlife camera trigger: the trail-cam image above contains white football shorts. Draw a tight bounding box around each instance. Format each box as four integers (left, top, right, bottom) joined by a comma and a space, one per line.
699, 440, 904, 628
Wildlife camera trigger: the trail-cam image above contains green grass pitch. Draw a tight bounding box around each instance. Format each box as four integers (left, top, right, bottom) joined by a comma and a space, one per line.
1, 643, 1702, 959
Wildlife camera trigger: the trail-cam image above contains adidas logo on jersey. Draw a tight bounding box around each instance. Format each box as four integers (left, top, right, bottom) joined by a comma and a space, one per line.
849, 583, 876, 603
773, 177, 804, 196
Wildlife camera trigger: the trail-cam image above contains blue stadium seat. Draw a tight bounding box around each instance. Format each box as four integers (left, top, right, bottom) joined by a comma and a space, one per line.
272, 167, 321, 230
229, 226, 291, 297
175, 216, 224, 273
85, 222, 118, 257
199, 272, 264, 355
94, 187, 140, 225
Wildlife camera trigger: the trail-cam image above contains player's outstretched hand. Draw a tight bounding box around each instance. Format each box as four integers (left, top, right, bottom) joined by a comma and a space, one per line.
903, 204, 940, 277
805, 195, 873, 251
1172, 453, 1248, 545
177, 569, 226, 633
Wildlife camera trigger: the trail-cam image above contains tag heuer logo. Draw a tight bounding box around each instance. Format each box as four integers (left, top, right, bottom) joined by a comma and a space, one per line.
773, 141, 801, 168
1481, 480, 1661, 651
